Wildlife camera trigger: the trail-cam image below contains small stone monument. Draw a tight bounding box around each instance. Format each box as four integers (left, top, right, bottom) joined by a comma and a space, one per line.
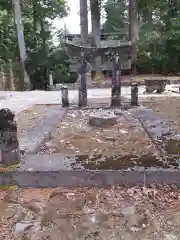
49, 73, 53, 86
89, 111, 117, 127
111, 53, 121, 107
78, 50, 88, 107
0, 108, 20, 165
61, 85, 69, 107
131, 83, 138, 106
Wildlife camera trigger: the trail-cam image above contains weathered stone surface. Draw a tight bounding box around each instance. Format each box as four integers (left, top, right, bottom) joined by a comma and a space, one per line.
145, 170, 162, 185
114, 109, 122, 115
129, 106, 180, 163
19, 106, 67, 153
129, 106, 175, 143
78, 57, 87, 107
144, 79, 167, 93
125, 171, 145, 186
111, 54, 121, 107
0, 108, 20, 165
19, 153, 78, 171
131, 83, 138, 106
61, 86, 69, 107
0, 150, 20, 166
165, 137, 180, 154
1, 164, 180, 187
161, 170, 180, 186
89, 111, 117, 127
122, 205, 136, 216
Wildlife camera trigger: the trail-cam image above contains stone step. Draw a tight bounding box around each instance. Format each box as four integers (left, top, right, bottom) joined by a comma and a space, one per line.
1, 164, 180, 188
0, 152, 180, 187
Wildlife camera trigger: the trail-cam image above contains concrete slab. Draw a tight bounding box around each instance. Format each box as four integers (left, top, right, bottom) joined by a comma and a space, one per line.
19, 153, 80, 171
129, 106, 176, 143
19, 106, 67, 153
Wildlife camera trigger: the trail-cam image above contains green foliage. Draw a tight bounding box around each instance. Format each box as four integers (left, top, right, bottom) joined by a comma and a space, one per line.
103, 0, 127, 33
104, 0, 180, 74
25, 41, 77, 89
0, 0, 70, 89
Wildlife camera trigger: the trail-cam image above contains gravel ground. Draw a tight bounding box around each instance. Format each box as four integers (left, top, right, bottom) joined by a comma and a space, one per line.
1, 186, 180, 239
141, 97, 180, 132
42, 109, 156, 156
36, 186, 180, 240
0, 188, 52, 240
39, 109, 166, 170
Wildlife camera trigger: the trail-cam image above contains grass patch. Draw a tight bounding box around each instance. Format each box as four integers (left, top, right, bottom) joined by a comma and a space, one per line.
0, 185, 17, 190
0, 164, 18, 173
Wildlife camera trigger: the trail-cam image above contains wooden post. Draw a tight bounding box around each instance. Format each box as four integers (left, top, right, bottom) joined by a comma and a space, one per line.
0, 109, 20, 165
78, 50, 87, 107
131, 82, 138, 106
111, 53, 121, 107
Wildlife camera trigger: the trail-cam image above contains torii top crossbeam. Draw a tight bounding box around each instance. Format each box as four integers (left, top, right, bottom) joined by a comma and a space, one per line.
64, 41, 132, 59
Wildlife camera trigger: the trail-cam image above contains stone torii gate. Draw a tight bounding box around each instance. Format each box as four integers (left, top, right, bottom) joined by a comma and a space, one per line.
65, 41, 132, 107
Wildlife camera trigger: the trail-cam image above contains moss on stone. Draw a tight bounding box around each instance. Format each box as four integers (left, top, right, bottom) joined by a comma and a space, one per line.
0, 185, 17, 190
166, 139, 180, 154
0, 164, 18, 173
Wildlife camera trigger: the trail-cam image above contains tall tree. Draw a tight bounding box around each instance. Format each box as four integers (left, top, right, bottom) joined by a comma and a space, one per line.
12, 0, 31, 90
80, 0, 88, 43
90, 0, 102, 79
79, 0, 88, 106
129, 0, 139, 73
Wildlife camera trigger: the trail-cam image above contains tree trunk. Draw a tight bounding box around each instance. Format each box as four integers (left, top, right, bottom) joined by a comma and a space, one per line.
0, 64, 5, 90
166, 0, 176, 30
12, 0, 31, 90
38, 0, 49, 89
79, 0, 88, 106
80, 0, 88, 43
142, 7, 152, 29
129, 0, 139, 74
32, 0, 38, 32
4, 62, 11, 90
90, 0, 102, 80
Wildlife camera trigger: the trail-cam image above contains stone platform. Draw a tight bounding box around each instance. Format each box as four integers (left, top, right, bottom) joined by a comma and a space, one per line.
1, 103, 180, 188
